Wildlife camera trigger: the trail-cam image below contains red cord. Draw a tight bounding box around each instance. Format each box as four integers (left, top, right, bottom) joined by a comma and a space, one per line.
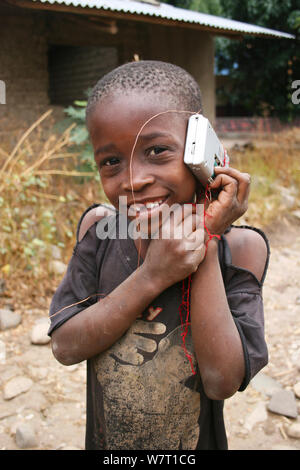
203, 184, 221, 254
180, 190, 221, 375
179, 273, 195, 375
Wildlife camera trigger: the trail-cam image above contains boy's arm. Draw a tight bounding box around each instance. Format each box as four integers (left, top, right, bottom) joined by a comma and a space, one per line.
190, 239, 245, 401
51, 264, 164, 366
191, 167, 268, 400
50, 206, 163, 365
191, 227, 268, 401
50, 205, 205, 366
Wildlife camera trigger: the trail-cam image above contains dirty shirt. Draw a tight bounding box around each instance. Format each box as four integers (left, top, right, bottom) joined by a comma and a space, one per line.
48, 205, 270, 450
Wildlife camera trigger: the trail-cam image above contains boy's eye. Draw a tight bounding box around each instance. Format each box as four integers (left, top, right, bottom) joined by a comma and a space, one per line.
101, 157, 120, 167
148, 146, 168, 156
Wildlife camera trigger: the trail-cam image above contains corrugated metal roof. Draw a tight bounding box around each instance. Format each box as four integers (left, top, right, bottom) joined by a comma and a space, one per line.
31, 0, 294, 39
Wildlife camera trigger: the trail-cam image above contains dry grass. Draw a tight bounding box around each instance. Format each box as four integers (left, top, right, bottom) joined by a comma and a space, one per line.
229, 127, 300, 228
0, 115, 299, 310
0, 111, 105, 306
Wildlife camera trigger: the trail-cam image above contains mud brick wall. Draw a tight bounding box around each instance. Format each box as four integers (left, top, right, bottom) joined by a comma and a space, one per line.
48, 45, 118, 106
0, 10, 49, 142
0, 7, 146, 145
0, 4, 216, 147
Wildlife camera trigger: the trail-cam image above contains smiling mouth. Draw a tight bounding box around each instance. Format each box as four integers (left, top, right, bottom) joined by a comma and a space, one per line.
128, 196, 169, 214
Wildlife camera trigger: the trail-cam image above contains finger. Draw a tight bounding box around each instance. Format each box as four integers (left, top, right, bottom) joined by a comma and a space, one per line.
161, 210, 199, 241
209, 173, 238, 200
174, 212, 203, 240
161, 203, 196, 237
184, 228, 206, 251
213, 167, 251, 204
186, 209, 204, 232
149, 203, 180, 238
214, 166, 243, 177
236, 172, 251, 204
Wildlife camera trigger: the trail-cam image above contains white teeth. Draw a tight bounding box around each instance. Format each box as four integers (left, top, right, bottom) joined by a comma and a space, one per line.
130, 199, 164, 213
145, 200, 163, 209
131, 205, 142, 212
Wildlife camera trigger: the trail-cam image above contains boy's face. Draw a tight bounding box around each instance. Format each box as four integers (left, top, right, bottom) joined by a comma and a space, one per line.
88, 91, 197, 222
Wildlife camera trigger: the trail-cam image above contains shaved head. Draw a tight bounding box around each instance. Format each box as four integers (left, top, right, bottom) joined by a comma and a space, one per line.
86, 60, 202, 122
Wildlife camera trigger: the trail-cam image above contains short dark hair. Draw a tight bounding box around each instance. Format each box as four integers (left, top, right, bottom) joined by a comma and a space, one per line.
86, 60, 202, 121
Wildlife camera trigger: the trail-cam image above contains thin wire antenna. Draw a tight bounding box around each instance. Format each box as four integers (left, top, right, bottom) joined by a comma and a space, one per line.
49, 293, 107, 319
128, 109, 200, 266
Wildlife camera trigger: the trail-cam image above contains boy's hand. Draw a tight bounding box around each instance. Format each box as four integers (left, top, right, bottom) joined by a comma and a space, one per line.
141, 204, 206, 290
196, 167, 251, 236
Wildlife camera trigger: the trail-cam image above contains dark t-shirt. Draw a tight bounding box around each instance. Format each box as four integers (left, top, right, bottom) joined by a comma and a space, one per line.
48, 205, 270, 450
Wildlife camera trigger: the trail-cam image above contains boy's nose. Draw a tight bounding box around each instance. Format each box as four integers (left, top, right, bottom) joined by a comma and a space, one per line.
121, 167, 155, 192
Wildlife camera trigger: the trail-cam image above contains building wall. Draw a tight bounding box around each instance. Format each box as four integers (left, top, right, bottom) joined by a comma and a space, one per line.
185, 30, 215, 124
0, 8, 49, 144
0, 5, 216, 146
146, 26, 215, 124
48, 45, 119, 105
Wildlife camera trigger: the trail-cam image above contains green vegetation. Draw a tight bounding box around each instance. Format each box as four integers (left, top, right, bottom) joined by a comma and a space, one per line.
59, 99, 98, 181
166, 0, 300, 120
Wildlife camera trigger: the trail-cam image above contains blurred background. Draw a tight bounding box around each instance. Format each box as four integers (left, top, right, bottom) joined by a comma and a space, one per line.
0, 0, 299, 451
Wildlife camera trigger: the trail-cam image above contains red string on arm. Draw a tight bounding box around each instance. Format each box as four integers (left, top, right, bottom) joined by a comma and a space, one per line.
203, 184, 221, 255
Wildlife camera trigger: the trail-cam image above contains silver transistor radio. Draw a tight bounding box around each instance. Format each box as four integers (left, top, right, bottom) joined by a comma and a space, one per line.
183, 114, 229, 187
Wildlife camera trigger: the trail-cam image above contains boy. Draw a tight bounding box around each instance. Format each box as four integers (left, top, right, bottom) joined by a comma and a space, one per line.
49, 61, 269, 450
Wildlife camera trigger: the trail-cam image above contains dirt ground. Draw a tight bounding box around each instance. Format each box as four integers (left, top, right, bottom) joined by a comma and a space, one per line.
0, 217, 300, 451
224, 217, 300, 450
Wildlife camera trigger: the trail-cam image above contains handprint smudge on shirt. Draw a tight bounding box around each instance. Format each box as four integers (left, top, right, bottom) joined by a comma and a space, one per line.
93, 317, 200, 450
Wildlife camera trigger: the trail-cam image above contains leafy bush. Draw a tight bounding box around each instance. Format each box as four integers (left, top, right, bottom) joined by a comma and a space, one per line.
0, 110, 103, 279
61, 99, 98, 182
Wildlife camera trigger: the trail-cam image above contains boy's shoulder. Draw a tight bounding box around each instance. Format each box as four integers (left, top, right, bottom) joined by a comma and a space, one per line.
224, 225, 270, 283
77, 204, 116, 242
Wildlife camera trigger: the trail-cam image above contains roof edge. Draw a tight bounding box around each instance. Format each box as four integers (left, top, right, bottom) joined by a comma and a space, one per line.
7, 0, 296, 39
